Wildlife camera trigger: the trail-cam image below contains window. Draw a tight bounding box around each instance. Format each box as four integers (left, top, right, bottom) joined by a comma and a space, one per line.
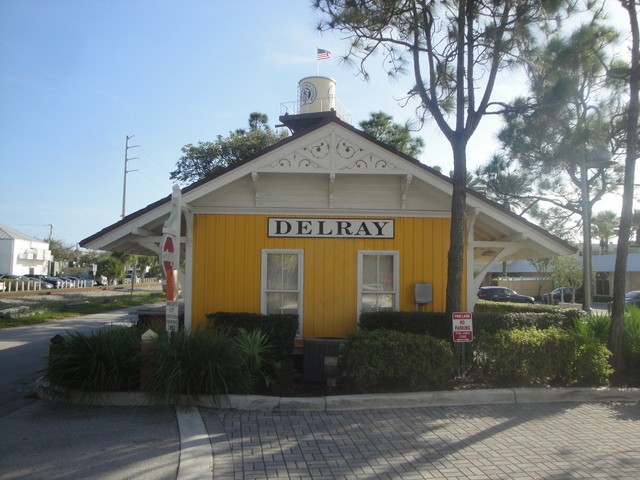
261, 250, 303, 336
358, 251, 398, 314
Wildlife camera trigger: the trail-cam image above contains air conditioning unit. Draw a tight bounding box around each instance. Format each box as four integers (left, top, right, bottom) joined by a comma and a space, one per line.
303, 337, 346, 383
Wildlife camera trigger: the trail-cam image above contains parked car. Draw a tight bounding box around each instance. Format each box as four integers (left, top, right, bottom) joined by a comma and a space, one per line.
57, 276, 78, 287
0, 274, 26, 281
477, 286, 535, 304
0, 274, 54, 289
548, 287, 583, 303
625, 291, 640, 306
24, 274, 65, 289
61, 275, 96, 287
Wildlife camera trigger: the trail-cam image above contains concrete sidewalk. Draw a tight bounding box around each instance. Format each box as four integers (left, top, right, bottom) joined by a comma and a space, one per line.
202, 400, 640, 479
34, 382, 640, 479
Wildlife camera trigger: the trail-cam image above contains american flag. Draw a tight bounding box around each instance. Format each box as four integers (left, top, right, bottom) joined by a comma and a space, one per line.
317, 48, 331, 60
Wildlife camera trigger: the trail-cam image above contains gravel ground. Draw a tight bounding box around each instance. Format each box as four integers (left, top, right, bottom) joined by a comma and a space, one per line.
0, 285, 163, 308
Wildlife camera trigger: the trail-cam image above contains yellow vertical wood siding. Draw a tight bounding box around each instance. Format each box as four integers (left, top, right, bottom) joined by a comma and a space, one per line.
191, 214, 455, 336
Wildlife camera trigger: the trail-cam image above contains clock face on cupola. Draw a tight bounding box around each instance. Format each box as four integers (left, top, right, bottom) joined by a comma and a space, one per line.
300, 82, 317, 105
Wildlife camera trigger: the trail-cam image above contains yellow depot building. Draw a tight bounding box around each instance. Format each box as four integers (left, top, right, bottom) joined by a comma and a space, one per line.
81, 77, 575, 338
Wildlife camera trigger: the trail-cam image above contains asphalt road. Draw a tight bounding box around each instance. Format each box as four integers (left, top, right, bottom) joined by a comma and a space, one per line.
0, 305, 181, 480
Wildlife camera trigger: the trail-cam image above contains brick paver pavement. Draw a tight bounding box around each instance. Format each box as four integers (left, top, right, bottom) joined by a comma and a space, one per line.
201, 402, 640, 479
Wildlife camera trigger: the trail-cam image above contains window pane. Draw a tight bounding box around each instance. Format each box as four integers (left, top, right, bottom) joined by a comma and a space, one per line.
266, 254, 282, 290
377, 293, 394, 311
378, 255, 393, 291
361, 293, 393, 312
362, 255, 378, 286
282, 254, 299, 290
281, 292, 298, 314
266, 292, 282, 314
362, 254, 394, 292
361, 293, 377, 312
266, 292, 298, 315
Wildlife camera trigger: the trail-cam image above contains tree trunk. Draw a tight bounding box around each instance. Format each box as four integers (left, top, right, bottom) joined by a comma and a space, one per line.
446, 137, 468, 314
610, 0, 639, 374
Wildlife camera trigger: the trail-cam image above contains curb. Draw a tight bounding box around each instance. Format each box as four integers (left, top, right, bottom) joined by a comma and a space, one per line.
36, 380, 640, 411
175, 406, 213, 480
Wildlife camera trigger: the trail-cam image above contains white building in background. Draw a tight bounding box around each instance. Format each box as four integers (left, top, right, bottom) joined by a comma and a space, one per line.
478, 252, 640, 298
0, 225, 51, 275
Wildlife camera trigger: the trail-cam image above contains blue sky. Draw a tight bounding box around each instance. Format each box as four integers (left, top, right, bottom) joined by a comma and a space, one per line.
0, 0, 630, 246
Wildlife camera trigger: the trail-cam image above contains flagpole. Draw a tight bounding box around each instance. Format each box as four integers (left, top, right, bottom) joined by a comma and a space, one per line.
316, 46, 319, 75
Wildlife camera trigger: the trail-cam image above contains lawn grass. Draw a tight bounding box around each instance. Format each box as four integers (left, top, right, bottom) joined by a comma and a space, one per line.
0, 291, 165, 328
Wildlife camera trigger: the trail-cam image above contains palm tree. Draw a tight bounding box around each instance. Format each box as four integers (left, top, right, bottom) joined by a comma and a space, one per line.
591, 210, 619, 254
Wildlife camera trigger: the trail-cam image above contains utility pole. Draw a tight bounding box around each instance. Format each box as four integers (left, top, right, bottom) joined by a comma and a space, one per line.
47, 224, 54, 276
121, 135, 139, 218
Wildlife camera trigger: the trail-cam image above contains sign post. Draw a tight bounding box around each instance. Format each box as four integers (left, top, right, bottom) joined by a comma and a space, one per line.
452, 312, 473, 375
162, 185, 181, 333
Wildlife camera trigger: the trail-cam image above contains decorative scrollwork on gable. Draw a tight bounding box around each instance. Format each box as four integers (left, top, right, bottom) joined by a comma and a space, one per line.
269, 157, 292, 168
336, 140, 361, 159
298, 158, 314, 168
340, 154, 397, 171
266, 154, 322, 170
305, 141, 330, 159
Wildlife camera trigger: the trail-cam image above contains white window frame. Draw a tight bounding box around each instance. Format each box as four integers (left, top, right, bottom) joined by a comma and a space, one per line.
357, 250, 399, 318
261, 249, 304, 338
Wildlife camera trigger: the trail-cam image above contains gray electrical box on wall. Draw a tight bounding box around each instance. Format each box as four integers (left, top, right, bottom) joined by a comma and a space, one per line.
415, 283, 433, 304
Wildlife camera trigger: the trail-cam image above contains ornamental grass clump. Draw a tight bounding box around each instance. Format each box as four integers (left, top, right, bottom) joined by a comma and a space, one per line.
623, 306, 640, 373
146, 329, 253, 403
45, 327, 142, 392
573, 312, 611, 344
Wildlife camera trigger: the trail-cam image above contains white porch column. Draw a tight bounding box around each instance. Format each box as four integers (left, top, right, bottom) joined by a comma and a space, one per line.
182, 207, 193, 330
466, 208, 480, 312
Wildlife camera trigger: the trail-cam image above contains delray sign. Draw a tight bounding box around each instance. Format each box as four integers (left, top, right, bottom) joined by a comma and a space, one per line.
268, 218, 394, 239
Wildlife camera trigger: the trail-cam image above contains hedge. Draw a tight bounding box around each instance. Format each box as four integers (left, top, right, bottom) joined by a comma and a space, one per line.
359, 311, 451, 340
343, 329, 456, 392
475, 326, 613, 385
359, 308, 584, 337
206, 311, 298, 358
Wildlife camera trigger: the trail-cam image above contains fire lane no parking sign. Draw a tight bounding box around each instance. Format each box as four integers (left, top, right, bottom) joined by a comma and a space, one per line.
452, 312, 473, 342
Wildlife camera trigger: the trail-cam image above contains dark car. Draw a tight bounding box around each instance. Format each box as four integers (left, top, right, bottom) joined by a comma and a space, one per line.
25, 274, 64, 289
0, 274, 54, 289
549, 287, 583, 303
477, 286, 535, 304
625, 291, 640, 306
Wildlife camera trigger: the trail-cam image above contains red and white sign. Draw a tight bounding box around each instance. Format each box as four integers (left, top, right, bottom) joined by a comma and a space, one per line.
162, 234, 178, 302
161, 184, 182, 332
452, 312, 473, 342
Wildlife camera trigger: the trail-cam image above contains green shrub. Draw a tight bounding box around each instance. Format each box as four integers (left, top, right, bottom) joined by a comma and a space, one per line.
476, 327, 612, 385
207, 311, 298, 358
359, 311, 450, 339
474, 300, 559, 314
573, 313, 611, 344
343, 329, 455, 392
360, 308, 585, 339
572, 307, 640, 375
46, 327, 142, 392
234, 328, 277, 392
624, 306, 640, 372
573, 340, 615, 385
148, 329, 252, 402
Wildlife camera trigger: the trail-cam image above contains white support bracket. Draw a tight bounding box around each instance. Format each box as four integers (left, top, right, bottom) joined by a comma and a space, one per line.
401, 174, 412, 210
329, 173, 336, 209
251, 172, 261, 207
